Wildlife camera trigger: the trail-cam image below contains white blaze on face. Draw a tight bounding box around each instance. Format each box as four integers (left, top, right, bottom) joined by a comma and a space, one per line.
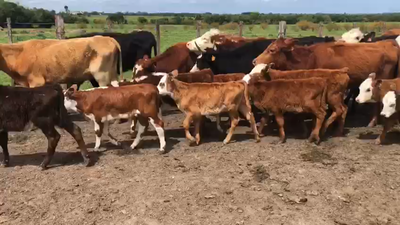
157, 74, 173, 97
396, 36, 400, 46
133, 64, 143, 76
381, 91, 397, 118
249, 63, 268, 74
152, 72, 168, 77
356, 78, 375, 103
64, 96, 78, 112
186, 29, 220, 52
341, 28, 364, 43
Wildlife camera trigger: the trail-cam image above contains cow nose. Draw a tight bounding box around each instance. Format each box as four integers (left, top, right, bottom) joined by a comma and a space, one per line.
355, 97, 360, 103
186, 42, 191, 48
252, 59, 257, 66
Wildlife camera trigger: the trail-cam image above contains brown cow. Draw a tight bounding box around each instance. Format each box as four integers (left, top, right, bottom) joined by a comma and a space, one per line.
157, 73, 260, 145
211, 34, 268, 51
356, 74, 400, 144
383, 29, 400, 36
0, 37, 123, 87
243, 74, 328, 144
132, 43, 198, 78
253, 37, 400, 127
63, 84, 166, 153
254, 65, 350, 136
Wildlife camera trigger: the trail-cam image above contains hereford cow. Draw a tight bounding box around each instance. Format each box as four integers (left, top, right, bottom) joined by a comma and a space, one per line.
380, 86, 400, 144
157, 73, 260, 145
256, 65, 350, 136
341, 29, 399, 43
68, 31, 156, 88
132, 43, 198, 78
242, 74, 328, 144
191, 36, 335, 75
0, 84, 91, 169
0, 37, 123, 88
63, 84, 166, 153
356, 73, 400, 144
253, 37, 400, 127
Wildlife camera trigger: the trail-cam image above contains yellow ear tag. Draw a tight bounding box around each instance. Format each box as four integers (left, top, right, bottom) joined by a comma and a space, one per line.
211, 56, 216, 61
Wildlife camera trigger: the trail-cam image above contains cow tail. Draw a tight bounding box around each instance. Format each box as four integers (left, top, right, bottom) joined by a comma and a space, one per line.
110, 38, 124, 81
153, 40, 158, 57
54, 84, 67, 127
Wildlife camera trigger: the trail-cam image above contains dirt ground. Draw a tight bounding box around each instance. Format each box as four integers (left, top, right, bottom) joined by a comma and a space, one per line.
1, 104, 400, 225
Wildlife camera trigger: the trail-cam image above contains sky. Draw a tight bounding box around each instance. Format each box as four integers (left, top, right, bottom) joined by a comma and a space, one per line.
10, 0, 400, 14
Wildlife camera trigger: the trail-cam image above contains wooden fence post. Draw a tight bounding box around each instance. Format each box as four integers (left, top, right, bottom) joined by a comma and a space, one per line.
318, 22, 324, 37
107, 20, 113, 32
156, 20, 161, 56
352, 22, 357, 28
196, 20, 201, 38
55, 15, 67, 89
239, 21, 244, 37
382, 22, 387, 33
7, 18, 15, 87
278, 21, 287, 38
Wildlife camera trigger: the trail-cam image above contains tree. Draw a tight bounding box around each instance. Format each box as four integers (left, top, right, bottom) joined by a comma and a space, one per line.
106, 13, 126, 24
138, 16, 148, 24
64, 5, 69, 14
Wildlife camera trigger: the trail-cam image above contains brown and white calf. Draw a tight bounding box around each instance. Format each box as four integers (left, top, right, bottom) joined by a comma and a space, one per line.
356, 74, 400, 144
255, 65, 350, 136
157, 73, 260, 145
243, 75, 328, 144
64, 84, 166, 153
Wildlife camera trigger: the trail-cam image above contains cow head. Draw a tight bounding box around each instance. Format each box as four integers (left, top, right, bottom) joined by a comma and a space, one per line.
186, 29, 221, 53
242, 64, 269, 84
356, 73, 379, 103
381, 84, 400, 118
63, 84, 79, 112
157, 73, 175, 98
253, 38, 297, 69
340, 28, 364, 43
132, 55, 155, 79
360, 31, 376, 42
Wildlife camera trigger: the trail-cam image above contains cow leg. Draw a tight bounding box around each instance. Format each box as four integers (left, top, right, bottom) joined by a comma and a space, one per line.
308, 109, 327, 145
39, 126, 61, 170
94, 120, 104, 151
104, 121, 121, 147
129, 117, 138, 137
61, 120, 91, 167
334, 104, 348, 137
149, 112, 166, 153
183, 113, 196, 145
368, 102, 381, 128
89, 78, 100, 88
257, 114, 270, 137
321, 105, 343, 137
375, 116, 397, 145
215, 115, 224, 133
130, 117, 148, 150
223, 111, 240, 145
238, 103, 260, 142
275, 113, 286, 143
0, 131, 9, 167
193, 117, 202, 145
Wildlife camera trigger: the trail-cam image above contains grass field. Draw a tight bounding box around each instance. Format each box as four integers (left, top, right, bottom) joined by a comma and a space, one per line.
1, 22, 399, 89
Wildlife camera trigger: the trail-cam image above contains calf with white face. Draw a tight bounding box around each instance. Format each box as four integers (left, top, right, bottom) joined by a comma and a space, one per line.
356, 73, 378, 103
340, 28, 364, 43
381, 90, 399, 118
186, 29, 220, 53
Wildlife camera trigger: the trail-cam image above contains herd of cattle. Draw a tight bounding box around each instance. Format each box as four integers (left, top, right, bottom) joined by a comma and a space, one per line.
1, 27, 400, 170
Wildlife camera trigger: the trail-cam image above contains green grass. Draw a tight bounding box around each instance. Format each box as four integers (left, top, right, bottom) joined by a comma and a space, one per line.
1, 22, 399, 88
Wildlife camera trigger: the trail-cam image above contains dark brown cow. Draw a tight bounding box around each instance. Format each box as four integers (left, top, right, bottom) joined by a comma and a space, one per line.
64, 84, 166, 153
0, 84, 91, 169
132, 42, 198, 78
253, 38, 400, 127
211, 34, 268, 51
257, 65, 350, 136
243, 74, 328, 144
157, 73, 260, 145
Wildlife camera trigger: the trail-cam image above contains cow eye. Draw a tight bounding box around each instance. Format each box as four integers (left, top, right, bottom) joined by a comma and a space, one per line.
366, 88, 370, 92
356, 37, 360, 40
390, 104, 395, 107
159, 83, 165, 88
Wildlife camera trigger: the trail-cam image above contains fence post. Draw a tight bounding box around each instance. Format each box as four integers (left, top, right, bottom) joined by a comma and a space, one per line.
352, 22, 357, 28
107, 20, 113, 32
238, 21, 244, 37
382, 22, 387, 33
278, 21, 287, 38
196, 20, 201, 38
7, 18, 15, 87
55, 15, 67, 89
156, 20, 161, 56
318, 22, 324, 37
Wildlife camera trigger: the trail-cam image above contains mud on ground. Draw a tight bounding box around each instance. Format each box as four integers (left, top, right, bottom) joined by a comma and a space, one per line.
0, 105, 400, 225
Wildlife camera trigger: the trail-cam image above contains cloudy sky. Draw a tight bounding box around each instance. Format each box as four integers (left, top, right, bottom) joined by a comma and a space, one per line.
11, 0, 400, 14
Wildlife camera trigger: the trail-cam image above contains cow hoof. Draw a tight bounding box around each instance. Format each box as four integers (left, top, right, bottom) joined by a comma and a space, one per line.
188, 139, 197, 146
83, 158, 92, 167
158, 149, 167, 154
223, 140, 229, 145
367, 122, 377, 128
40, 164, 48, 171
93, 147, 101, 152
374, 138, 383, 145
0, 162, 9, 168
255, 137, 261, 143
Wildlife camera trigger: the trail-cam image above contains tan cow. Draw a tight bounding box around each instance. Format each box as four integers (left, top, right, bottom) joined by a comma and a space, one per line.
0, 36, 123, 87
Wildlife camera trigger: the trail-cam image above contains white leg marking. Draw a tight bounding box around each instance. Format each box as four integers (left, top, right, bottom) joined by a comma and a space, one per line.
104, 121, 120, 146
94, 121, 101, 150
131, 121, 146, 150
129, 118, 136, 134
149, 117, 166, 152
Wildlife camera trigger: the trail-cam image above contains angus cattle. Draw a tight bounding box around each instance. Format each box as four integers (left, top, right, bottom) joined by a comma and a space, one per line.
132, 43, 198, 78
157, 73, 260, 145
254, 65, 350, 136
191, 36, 335, 75
68, 31, 156, 88
360, 32, 399, 43
253, 37, 400, 127
0, 84, 91, 169
63, 84, 166, 153
356, 74, 400, 144
242, 74, 328, 144
341, 29, 399, 43
0, 37, 123, 88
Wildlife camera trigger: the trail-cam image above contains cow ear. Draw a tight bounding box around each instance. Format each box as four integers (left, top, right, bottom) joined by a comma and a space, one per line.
143, 55, 149, 60
374, 79, 382, 88
70, 84, 78, 91
369, 73, 376, 80
171, 69, 179, 77
283, 38, 297, 51
390, 83, 397, 91
261, 68, 272, 81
